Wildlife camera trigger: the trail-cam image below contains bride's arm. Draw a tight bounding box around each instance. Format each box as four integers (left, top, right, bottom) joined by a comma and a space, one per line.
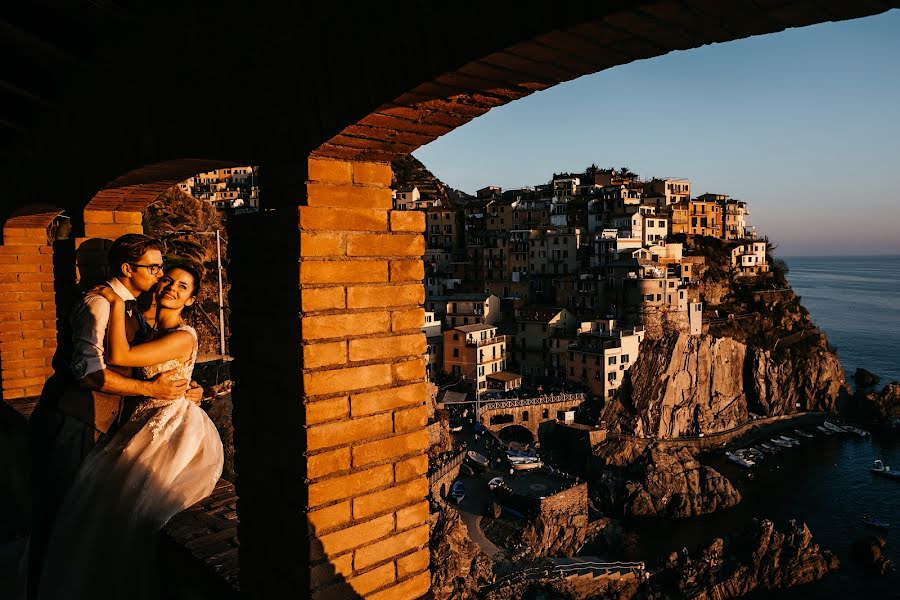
98, 288, 194, 368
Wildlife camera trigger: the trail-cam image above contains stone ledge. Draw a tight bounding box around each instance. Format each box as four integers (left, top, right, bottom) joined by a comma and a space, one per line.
160, 478, 241, 599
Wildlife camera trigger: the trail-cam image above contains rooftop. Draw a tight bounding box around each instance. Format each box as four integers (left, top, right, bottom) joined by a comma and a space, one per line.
487, 371, 522, 383
454, 324, 495, 333
448, 293, 494, 301
517, 307, 566, 323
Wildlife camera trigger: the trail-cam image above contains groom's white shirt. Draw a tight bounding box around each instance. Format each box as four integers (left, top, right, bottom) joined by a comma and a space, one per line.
69, 278, 136, 381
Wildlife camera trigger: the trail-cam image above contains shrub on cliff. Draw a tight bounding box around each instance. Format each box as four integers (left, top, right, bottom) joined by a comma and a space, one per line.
143, 187, 230, 356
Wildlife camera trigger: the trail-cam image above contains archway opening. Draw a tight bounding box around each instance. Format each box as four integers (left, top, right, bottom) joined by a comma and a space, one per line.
497, 424, 534, 445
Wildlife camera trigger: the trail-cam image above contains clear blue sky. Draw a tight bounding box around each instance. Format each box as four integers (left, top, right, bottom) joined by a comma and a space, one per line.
414, 10, 900, 256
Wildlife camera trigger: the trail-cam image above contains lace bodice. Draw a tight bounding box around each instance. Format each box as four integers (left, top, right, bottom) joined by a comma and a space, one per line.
134, 325, 198, 411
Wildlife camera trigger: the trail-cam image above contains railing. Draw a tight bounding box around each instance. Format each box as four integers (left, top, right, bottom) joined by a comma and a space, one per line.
427, 451, 464, 487
480, 392, 586, 413
465, 335, 511, 348
482, 560, 646, 592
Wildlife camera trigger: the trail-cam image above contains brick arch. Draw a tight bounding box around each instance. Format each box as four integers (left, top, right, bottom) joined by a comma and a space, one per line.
311, 2, 899, 162
2, 4, 898, 599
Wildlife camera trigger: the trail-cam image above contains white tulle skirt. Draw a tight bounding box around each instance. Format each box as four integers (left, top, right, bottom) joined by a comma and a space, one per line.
37, 398, 224, 600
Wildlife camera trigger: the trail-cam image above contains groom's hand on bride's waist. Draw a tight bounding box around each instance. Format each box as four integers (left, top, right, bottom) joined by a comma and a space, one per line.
146, 369, 190, 400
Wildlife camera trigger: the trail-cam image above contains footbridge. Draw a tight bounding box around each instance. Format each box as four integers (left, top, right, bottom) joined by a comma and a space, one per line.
479, 393, 587, 438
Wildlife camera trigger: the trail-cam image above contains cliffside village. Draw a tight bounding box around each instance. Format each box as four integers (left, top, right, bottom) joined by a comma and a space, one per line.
403, 165, 770, 402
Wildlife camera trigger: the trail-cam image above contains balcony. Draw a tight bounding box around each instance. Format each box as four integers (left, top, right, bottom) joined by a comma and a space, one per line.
465, 334, 511, 348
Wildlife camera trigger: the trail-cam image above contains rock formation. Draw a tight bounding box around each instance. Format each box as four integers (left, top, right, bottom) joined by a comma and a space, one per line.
593, 445, 740, 518
622, 447, 740, 518
602, 330, 847, 438
854, 368, 881, 389
430, 501, 494, 599
852, 535, 894, 576
485, 484, 610, 559
653, 519, 839, 598
855, 382, 900, 425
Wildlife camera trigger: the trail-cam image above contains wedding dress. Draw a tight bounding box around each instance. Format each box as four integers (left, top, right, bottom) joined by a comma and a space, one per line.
37, 325, 224, 600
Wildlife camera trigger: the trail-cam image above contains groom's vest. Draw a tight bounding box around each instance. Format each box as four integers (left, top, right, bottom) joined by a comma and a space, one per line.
54, 295, 146, 435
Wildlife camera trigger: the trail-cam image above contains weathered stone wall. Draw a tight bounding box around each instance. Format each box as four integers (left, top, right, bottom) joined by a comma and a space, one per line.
539, 482, 588, 517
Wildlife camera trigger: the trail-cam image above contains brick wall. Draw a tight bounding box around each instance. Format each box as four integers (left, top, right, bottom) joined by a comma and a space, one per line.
75, 185, 166, 284
0, 210, 64, 402
230, 158, 430, 599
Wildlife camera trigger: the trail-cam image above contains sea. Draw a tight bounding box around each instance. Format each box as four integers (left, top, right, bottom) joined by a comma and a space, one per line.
610, 255, 900, 599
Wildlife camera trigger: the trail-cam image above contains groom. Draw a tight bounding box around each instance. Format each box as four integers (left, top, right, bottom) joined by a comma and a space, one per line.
26, 233, 199, 598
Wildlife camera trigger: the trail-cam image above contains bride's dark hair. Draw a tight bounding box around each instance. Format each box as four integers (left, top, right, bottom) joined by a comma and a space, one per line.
165, 260, 205, 301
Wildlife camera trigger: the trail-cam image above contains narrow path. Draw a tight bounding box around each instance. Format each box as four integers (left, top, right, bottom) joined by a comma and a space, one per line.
457, 508, 503, 558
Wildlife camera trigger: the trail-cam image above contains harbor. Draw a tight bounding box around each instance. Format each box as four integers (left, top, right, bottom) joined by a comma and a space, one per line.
601, 426, 900, 598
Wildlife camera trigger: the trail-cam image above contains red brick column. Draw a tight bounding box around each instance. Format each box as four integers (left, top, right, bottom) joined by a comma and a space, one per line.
75, 183, 171, 284
230, 159, 430, 599
0, 210, 63, 401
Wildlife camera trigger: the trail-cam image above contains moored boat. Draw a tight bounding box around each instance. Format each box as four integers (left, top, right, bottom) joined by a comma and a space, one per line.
759, 443, 780, 454
823, 421, 847, 434
779, 435, 799, 446
794, 429, 814, 438
772, 438, 792, 448
467, 450, 490, 468
726, 451, 755, 468
842, 425, 871, 437
451, 480, 466, 503
871, 460, 900, 480
816, 425, 833, 435
862, 515, 890, 531
512, 459, 544, 471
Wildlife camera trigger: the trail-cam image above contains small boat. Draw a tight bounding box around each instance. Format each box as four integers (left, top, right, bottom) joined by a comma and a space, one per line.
771, 438, 793, 448
747, 448, 765, 460
466, 450, 490, 468
794, 429, 814, 438
823, 421, 847, 434
759, 443, 780, 454
512, 460, 544, 471
816, 425, 834, 435
779, 435, 799, 446
506, 449, 537, 458
507, 455, 540, 465
488, 477, 505, 491
862, 515, 890, 531
725, 451, 755, 468
451, 480, 466, 503
842, 425, 871, 437
871, 460, 900, 480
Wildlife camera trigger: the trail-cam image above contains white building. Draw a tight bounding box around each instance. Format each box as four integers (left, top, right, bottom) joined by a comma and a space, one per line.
730, 242, 769, 276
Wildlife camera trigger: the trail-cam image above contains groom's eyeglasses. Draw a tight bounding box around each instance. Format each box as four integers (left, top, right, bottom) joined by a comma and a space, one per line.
129, 263, 164, 276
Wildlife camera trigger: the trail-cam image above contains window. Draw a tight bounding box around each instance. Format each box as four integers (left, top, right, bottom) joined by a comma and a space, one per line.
569, 367, 575, 376
522, 411, 529, 422
608, 356, 617, 365
621, 354, 630, 363
608, 372, 617, 381
452, 348, 459, 357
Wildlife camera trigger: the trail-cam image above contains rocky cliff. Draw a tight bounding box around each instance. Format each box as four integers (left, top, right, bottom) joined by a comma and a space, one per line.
602, 329, 847, 438
652, 519, 839, 599
430, 501, 494, 599
853, 382, 900, 426
592, 445, 741, 518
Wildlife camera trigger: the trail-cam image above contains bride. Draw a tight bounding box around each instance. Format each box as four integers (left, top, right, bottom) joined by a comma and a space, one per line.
37, 262, 224, 600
